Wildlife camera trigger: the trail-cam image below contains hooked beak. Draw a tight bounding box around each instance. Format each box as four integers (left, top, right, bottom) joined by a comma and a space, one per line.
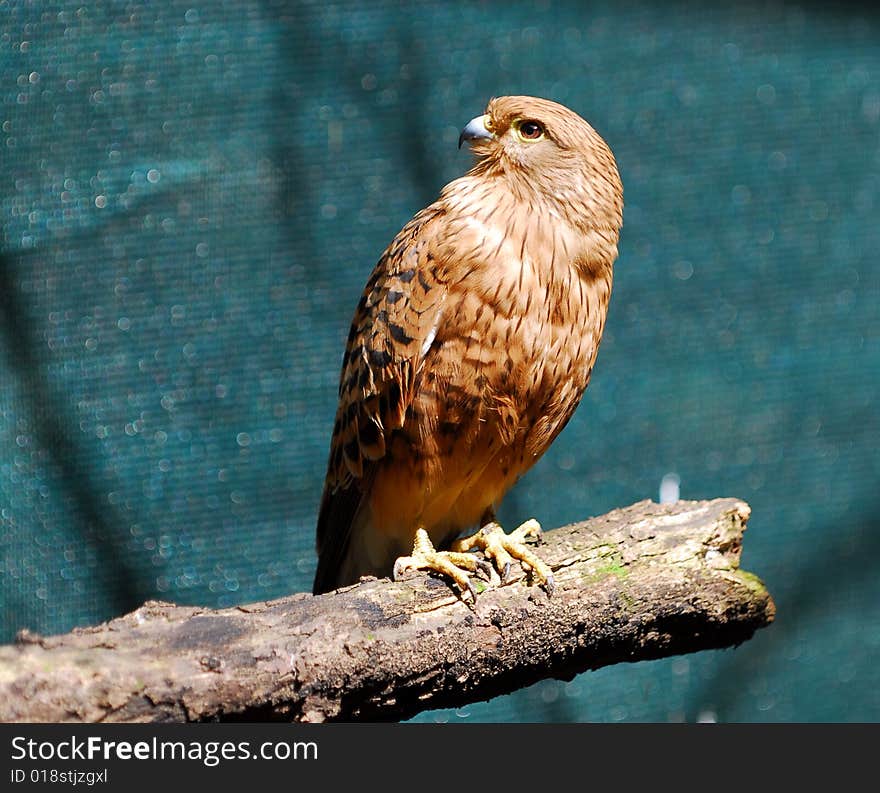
458, 114, 494, 148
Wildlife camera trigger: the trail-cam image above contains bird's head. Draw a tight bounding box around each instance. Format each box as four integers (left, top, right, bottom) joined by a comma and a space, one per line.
459, 95, 623, 233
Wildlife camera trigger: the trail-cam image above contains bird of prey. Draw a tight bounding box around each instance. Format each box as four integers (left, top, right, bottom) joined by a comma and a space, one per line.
313, 95, 623, 600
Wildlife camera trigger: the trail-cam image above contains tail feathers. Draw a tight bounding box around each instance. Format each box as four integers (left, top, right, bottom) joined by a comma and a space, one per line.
312, 482, 367, 595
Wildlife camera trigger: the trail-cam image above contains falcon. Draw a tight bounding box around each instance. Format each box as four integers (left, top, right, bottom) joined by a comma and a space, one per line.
313, 96, 623, 600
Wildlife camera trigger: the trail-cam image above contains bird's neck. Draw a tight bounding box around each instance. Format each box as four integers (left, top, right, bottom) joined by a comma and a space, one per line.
441, 173, 620, 282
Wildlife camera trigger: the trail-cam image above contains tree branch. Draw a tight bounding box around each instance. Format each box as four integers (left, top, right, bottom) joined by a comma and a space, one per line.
0, 498, 774, 723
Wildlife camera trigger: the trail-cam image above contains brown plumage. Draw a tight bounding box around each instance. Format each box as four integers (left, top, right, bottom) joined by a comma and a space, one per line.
313, 96, 623, 595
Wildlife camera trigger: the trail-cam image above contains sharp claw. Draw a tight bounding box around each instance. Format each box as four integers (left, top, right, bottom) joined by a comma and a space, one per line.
476, 559, 493, 580
544, 574, 556, 597
501, 560, 511, 583
392, 559, 407, 581
466, 579, 479, 602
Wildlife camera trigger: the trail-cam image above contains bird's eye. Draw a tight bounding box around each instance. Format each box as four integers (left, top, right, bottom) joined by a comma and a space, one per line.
516, 120, 545, 141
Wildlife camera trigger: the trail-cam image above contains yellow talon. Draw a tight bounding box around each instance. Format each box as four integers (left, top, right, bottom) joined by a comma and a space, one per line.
452, 518, 555, 595
393, 519, 554, 602
393, 529, 480, 602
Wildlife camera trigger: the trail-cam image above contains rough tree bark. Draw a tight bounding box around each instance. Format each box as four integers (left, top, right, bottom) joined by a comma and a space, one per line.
0, 498, 774, 723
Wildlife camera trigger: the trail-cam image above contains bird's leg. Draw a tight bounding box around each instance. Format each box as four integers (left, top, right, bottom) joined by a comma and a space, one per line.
451, 511, 555, 595
393, 528, 489, 602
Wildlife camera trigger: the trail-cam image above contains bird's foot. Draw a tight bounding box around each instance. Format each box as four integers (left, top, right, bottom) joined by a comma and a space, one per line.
451, 519, 555, 596
393, 528, 492, 604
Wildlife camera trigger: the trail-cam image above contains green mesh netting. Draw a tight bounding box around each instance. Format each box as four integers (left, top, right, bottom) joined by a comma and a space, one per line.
2, 1, 878, 722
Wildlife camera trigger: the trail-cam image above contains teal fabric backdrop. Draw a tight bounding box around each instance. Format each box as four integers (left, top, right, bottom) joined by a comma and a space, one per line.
1, 1, 878, 721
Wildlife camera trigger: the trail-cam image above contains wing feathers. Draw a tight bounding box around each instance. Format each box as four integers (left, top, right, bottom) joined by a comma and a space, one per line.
313, 207, 448, 592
